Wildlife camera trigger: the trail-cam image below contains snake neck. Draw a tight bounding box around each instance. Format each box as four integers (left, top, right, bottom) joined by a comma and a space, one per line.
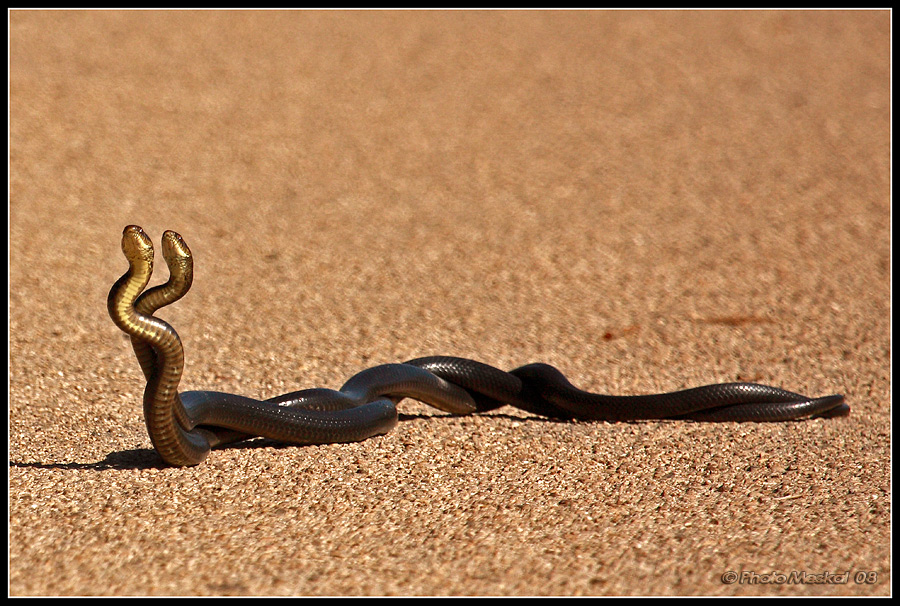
131, 277, 191, 381
132, 298, 210, 466
107, 262, 151, 334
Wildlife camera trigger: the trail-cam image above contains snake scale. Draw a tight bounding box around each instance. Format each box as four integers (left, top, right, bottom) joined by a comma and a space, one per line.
108, 226, 849, 466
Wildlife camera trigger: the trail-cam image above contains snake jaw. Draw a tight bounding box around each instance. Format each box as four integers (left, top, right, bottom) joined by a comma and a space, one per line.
161, 230, 191, 265
122, 225, 154, 267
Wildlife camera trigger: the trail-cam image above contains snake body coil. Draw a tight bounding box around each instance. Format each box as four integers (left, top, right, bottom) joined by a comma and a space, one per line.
108, 226, 849, 466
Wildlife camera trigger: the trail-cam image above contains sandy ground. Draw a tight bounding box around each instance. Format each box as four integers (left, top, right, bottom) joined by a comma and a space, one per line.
8, 10, 890, 596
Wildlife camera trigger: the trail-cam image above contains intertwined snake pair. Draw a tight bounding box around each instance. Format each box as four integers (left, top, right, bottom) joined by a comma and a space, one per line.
108, 226, 849, 466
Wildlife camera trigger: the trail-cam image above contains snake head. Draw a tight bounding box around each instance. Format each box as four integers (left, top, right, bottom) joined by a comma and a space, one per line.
161, 230, 193, 285
122, 225, 154, 268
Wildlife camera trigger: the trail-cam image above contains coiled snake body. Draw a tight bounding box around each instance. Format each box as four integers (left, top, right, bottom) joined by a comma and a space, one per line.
108, 226, 849, 467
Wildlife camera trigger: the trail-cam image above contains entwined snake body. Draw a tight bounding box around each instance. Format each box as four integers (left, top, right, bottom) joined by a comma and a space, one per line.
108, 226, 849, 467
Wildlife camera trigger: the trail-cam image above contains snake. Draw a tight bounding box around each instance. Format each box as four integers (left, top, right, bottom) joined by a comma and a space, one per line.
107, 225, 849, 467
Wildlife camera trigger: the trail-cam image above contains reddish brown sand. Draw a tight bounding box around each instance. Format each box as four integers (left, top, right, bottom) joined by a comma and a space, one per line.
9, 10, 889, 595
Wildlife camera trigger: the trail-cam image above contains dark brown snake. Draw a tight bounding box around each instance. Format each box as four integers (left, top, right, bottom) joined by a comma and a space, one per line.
107, 225, 849, 467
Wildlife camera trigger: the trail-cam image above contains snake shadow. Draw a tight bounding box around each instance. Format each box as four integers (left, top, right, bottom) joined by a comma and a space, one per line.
10, 411, 590, 471
13, 405, 846, 471
10, 448, 170, 471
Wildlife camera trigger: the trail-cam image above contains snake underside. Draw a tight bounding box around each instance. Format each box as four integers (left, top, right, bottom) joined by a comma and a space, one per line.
107, 226, 849, 466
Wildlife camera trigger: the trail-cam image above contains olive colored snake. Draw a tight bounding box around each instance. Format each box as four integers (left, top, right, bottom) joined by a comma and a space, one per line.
108, 226, 849, 467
